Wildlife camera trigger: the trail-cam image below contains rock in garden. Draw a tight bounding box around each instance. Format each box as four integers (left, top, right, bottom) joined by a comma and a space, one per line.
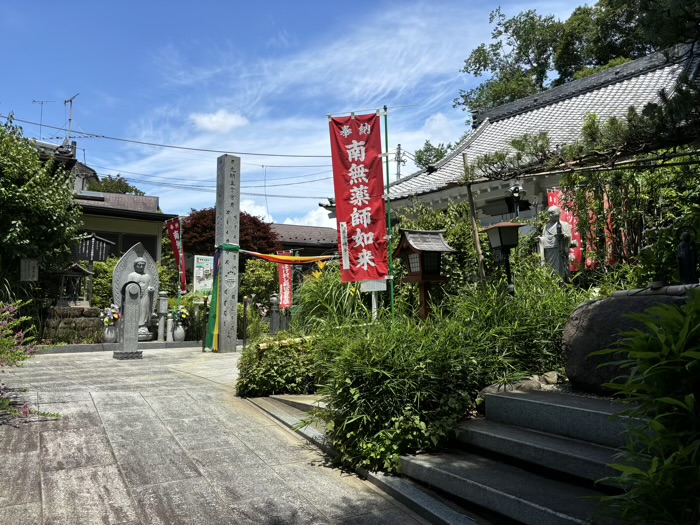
562, 295, 686, 395
541, 371, 559, 385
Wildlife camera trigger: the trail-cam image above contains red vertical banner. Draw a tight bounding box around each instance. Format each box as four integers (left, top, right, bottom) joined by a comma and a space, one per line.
547, 190, 582, 271
278, 251, 293, 308
329, 114, 389, 283
165, 218, 187, 293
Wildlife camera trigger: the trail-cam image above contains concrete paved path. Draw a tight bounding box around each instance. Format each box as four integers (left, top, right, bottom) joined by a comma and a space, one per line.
1, 347, 427, 525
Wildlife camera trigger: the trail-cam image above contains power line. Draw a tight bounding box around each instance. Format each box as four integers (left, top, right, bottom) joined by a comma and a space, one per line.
90, 164, 332, 183
2, 114, 332, 158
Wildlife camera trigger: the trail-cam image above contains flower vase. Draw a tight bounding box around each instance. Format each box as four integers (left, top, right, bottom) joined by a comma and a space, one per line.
104, 324, 118, 344
173, 323, 186, 342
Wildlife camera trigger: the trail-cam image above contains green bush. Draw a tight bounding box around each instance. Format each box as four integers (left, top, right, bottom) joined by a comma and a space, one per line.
290, 262, 369, 332
236, 335, 315, 397
239, 259, 278, 306
595, 290, 700, 524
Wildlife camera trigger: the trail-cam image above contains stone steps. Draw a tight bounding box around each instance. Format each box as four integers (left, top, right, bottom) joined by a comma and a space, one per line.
484, 390, 627, 448
455, 418, 618, 482
399, 451, 601, 525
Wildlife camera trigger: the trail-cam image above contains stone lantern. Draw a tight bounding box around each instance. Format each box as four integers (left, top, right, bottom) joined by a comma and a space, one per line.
393, 229, 455, 319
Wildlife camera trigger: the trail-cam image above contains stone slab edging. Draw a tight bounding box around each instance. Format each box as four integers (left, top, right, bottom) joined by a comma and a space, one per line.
37, 341, 203, 354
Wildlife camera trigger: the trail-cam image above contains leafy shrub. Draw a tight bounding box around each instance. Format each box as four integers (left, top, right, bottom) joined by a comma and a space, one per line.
240, 259, 278, 306
595, 290, 700, 524
312, 319, 509, 471
0, 301, 36, 418
291, 263, 369, 332
236, 335, 315, 397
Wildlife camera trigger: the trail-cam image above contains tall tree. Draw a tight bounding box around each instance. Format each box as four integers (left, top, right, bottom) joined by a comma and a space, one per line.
181, 207, 280, 270
88, 174, 145, 195
454, 8, 562, 117
0, 121, 82, 273
413, 140, 452, 170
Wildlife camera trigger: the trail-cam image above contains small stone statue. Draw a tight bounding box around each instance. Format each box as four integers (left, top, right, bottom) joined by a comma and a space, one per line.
678, 231, 698, 284
127, 257, 155, 339
539, 206, 573, 281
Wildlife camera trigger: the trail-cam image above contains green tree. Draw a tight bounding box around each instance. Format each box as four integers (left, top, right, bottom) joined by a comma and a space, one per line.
413, 140, 452, 170
88, 174, 144, 195
454, 8, 562, 116
239, 258, 278, 304
637, 0, 700, 48
0, 121, 82, 274
181, 207, 279, 271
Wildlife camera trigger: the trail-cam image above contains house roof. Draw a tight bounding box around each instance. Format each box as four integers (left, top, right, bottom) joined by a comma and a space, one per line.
271, 223, 337, 248
389, 43, 700, 202
75, 191, 177, 222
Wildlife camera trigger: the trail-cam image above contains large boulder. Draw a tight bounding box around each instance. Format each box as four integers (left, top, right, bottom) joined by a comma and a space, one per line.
562, 295, 686, 394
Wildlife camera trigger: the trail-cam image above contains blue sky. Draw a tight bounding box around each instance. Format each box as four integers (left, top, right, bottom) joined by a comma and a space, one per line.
2, 1, 574, 227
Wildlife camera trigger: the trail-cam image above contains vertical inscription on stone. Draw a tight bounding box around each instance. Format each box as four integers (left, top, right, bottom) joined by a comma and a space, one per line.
215, 155, 241, 351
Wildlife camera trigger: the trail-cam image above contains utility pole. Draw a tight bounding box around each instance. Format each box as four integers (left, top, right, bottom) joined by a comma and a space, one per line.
32, 99, 54, 140
396, 143, 402, 180
64, 93, 79, 143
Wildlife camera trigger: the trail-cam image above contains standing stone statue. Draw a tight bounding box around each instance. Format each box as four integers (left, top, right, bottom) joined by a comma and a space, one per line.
113, 243, 159, 341
539, 206, 573, 281
678, 231, 698, 284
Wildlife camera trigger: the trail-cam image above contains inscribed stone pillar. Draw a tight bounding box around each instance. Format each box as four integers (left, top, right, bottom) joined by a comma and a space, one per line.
215, 154, 241, 351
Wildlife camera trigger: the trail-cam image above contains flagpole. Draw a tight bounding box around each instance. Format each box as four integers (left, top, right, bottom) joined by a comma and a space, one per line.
382, 105, 395, 318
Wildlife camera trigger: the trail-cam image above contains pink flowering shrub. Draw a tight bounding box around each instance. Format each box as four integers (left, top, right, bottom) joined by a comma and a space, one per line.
0, 301, 36, 418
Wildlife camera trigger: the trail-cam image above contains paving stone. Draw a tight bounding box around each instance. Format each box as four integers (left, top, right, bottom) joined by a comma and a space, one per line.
164, 416, 244, 451
142, 394, 204, 419
337, 509, 424, 525
234, 424, 322, 465
90, 391, 149, 407
38, 391, 93, 403
109, 434, 201, 486
0, 422, 40, 453
0, 452, 40, 507
0, 502, 41, 525
40, 428, 115, 471
41, 464, 138, 525
228, 490, 332, 525
273, 462, 394, 520
131, 477, 236, 525
193, 456, 289, 502
37, 401, 101, 430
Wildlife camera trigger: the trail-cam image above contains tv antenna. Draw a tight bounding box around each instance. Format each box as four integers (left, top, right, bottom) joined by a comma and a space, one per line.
63, 93, 79, 143
32, 99, 54, 140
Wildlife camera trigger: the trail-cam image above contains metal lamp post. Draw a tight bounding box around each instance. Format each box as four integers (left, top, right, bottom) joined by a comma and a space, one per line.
483, 222, 524, 295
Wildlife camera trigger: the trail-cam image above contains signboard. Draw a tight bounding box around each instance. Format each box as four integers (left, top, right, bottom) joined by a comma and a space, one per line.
329, 113, 389, 283
20, 259, 39, 282
360, 279, 387, 293
193, 255, 214, 293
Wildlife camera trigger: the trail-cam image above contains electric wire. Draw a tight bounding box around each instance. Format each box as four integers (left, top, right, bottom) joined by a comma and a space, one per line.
2, 114, 332, 158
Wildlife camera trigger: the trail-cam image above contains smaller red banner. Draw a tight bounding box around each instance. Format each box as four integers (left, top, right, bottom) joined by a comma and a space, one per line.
166, 218, 187, 293
277, 251, 293, 308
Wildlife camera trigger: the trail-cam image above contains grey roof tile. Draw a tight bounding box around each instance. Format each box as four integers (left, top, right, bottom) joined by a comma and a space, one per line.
389, 44, 697, 201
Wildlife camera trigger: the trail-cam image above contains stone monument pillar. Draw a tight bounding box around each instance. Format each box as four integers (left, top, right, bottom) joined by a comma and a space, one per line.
114, 282, 143, 359
157, 292, 168, 342
214, 154, 241, 351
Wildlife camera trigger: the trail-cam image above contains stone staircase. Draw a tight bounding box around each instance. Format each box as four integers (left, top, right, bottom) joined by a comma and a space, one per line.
250, 390, 625, 525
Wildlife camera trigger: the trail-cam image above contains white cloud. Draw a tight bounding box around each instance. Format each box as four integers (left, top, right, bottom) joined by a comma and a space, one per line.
189, 109, 249, 134
283, 208, 336, 228
241, 199, 273, 223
